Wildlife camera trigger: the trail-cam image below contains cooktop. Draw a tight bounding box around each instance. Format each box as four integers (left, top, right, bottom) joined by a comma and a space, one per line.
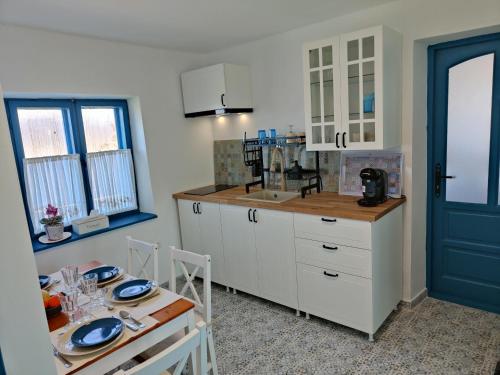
183, 184, 237, 196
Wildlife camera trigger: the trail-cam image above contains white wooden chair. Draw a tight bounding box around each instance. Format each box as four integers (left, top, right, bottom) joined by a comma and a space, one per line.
127, 236, 159, 283
169, 246, 218, 375
114, 321, 207, 375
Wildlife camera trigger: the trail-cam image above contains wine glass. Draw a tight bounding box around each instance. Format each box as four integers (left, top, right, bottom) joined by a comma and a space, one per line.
81, 273, 98, 309
61, 265, 79, 291
60, 289, 80, 324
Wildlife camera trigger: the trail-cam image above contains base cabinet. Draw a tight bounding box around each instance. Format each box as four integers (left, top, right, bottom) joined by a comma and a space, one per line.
178, 200, 226, 285
220, 205, 298, 309
294, 206, 403, 336
297, 263, 372, 333
220, 205, 259, 295
177, 198, 403, 339
254, 209, 297, 309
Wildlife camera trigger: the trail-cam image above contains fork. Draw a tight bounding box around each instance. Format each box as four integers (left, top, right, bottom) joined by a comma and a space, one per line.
52, 345, 72, 368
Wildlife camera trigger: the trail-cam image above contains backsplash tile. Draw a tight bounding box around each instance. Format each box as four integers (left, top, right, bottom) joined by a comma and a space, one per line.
213, 139, 340, 192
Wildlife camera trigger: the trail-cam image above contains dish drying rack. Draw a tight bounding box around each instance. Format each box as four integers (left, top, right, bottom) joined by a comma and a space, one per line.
242, 132, 322, 198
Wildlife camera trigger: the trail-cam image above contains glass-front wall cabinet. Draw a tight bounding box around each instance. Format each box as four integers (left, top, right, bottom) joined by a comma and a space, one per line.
343, 32, 377, 148
303, 26, 402, 151
304, 39, 341, 151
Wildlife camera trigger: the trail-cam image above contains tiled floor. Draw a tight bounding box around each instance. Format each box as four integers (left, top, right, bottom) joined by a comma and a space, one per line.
208, 283, 499, 375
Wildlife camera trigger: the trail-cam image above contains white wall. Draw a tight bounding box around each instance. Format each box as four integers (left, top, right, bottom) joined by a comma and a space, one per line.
0, 24, 215, 282
201, 0, 500, 301
0, 85, 56, 374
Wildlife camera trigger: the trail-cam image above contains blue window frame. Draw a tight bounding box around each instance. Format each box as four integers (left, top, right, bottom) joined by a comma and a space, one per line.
5, 98, 140, 241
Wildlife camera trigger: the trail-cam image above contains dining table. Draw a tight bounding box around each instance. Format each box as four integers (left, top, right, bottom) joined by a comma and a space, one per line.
45, 260, 196, 375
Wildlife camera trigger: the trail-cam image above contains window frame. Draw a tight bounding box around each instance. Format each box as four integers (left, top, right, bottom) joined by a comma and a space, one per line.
5, 98, 140, 241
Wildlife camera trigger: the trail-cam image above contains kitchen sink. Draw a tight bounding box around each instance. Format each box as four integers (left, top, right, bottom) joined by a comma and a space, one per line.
237, 190, 300, 203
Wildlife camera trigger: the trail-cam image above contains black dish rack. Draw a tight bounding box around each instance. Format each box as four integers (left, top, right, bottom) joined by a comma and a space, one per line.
242, 132, 322, 198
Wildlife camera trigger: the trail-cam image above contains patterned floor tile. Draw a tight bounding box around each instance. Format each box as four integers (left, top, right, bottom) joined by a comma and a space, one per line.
208, 286, 499, 375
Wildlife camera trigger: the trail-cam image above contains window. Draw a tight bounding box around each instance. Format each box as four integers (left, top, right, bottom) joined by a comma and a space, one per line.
6, 99, 138, 236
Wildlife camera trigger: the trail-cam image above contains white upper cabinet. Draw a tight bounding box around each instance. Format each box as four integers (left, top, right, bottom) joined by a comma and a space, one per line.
304, 38, 342, 151
181, 63, 253, 117
304, 26, 402, 151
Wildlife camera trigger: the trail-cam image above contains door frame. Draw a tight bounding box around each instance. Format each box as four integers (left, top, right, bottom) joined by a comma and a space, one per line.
426, 31, 500, 308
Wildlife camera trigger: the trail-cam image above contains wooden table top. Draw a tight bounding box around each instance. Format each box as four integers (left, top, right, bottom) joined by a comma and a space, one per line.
173, 186, 405, 222
47, 261, 194, 374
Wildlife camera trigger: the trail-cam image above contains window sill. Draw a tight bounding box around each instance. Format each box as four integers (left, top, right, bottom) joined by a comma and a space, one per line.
32, 212, 158, 253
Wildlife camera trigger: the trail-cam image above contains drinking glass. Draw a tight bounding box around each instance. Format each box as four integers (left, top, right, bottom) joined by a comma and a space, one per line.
60, 290, 80, 324
61, 265, 79, 291
81, 273, 98, 309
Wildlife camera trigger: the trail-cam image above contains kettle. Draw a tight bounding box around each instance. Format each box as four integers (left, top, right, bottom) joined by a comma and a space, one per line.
358, 168, 388, 207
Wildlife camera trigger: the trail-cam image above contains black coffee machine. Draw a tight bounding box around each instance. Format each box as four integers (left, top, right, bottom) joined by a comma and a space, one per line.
357, 168, 388, 207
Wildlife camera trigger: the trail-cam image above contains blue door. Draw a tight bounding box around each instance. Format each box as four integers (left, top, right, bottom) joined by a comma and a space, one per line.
427, 33, 500, 314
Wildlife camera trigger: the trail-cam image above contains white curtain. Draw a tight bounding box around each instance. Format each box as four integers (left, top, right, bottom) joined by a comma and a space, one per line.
23, 155, 87, 234
87, 149, 138, 215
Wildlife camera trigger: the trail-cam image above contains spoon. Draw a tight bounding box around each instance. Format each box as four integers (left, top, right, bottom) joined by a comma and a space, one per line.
119, 310, 145, 328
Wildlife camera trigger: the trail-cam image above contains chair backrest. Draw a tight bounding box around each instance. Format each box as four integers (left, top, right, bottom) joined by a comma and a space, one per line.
115, 321, 207, 375
169, 246, 212, 324
127, 236, 159, 283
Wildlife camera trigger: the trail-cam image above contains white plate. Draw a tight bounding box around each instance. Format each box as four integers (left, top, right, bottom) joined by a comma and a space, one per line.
38, 232, 72, 244
55, 320, 125, 357
106, 281, 159, 305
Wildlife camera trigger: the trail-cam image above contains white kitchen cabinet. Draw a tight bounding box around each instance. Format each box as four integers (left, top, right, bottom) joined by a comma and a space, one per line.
177, 200, 226, 285
220, 205, 259, 295
294, 206, 403, 340
303, 37, 342, 151
303, 25, 402, 151
220, 205, 297, 309
254, 209, 297, 309
181, 63, 252, 117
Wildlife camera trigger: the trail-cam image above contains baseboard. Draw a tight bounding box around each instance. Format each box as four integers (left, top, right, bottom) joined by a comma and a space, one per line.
409, 288, 428, 308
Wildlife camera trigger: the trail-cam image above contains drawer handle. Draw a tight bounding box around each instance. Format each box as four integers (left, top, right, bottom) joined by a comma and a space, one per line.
322, 245, 338, 251
321, 218, 337, 223
323, 271, 339, 278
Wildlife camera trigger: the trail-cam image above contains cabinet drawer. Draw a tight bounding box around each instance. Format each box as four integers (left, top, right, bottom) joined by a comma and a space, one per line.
297, 263, 372, 333
294, 213, 371, 249
295, 238, 372, 278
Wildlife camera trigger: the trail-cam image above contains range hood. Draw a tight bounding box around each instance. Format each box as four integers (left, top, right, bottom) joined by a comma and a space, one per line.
181, 63, 253, 118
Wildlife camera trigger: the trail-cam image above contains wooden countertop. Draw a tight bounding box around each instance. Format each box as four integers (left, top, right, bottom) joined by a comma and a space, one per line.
173, 186, 405, 222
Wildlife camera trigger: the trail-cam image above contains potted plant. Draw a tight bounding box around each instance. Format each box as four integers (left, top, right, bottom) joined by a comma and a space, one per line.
40, 204, 64, 241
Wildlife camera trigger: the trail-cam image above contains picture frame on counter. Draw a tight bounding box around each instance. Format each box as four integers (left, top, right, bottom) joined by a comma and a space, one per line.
339, 151, 404, 198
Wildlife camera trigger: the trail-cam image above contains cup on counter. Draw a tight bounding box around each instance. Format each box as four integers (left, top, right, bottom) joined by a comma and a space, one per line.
258, 129, 267, 143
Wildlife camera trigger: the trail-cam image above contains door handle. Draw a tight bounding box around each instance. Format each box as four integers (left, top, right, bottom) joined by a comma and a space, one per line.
253, 209, 257, 223
192, 202, 197, 214
335, 132, 340, 148
248, 208, 252, 222
322, 245, 338, 251
196, 202, 201, 214
342, 132, 346, 148
221, 93, 226, 107
323, 271, 339, 278
434, 163, 455, 197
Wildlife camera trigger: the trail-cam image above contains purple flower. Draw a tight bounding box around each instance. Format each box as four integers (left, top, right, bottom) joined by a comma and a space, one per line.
46, 204, 58, 217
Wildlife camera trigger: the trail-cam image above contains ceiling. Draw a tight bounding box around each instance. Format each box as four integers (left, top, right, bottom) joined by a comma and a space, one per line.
0, 0, 397, 53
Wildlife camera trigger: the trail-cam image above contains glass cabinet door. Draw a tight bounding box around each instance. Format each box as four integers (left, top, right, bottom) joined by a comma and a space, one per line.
305, 39, 341, 150
343, 32, 377, 148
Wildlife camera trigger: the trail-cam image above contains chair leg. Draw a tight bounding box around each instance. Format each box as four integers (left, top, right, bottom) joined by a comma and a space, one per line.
207, 326, 219, 375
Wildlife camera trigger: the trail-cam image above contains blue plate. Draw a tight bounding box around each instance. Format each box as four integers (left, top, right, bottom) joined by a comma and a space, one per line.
39, 275, 50, 289
71, 317, 123, 348
84, 266, 119, 283
112, 279, 153, 300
